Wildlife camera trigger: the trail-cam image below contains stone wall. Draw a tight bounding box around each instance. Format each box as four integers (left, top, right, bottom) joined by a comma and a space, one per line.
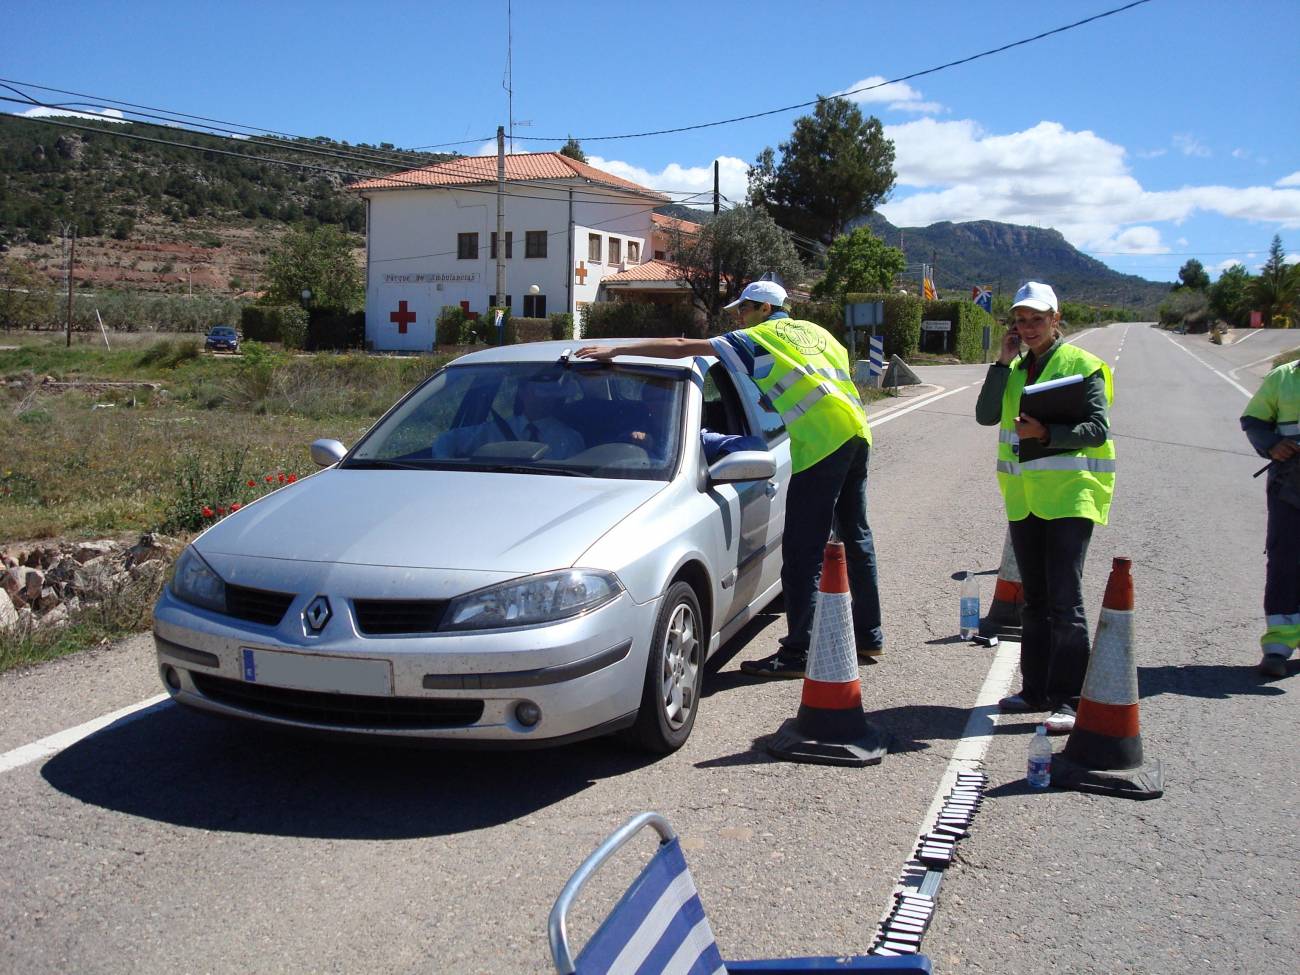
0, 533, 180, 634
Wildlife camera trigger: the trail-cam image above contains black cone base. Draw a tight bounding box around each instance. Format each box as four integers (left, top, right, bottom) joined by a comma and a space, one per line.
1051, 753, 1164, 800
765, 716, 888, 767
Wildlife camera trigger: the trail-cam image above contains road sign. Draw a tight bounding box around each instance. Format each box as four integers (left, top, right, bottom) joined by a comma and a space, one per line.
921, 320, 952, 332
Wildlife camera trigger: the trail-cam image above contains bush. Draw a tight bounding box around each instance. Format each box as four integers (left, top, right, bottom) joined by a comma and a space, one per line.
549, 312, 574, 340
241, 304, 307, 346
307, 309, 365, 351
136, 338, 201, 368
581, 301, 695, 339
437, 305, 472, 346
509, 317, 551, 343
920, 299, 999, 362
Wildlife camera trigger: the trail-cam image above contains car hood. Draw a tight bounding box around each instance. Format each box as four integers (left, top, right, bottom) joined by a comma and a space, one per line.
195, 468, 665, 573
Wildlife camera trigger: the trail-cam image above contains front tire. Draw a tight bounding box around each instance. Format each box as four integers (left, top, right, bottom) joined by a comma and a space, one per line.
627, 581, 704, 753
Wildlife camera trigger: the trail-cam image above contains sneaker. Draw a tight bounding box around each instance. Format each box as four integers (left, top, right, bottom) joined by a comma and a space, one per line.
739, 653, 806, 680
856, 644, 884, 662
997, 693, 1046, 713
1044, 708, 1077, 735
1259, 653, 1288, 678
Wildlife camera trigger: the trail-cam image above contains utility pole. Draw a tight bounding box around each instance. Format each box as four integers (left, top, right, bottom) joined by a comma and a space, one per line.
65, 225, 76, 348
496, 125, 506, 311
711, 160, 721, 326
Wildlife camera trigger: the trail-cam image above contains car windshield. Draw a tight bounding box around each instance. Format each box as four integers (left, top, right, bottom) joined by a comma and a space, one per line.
345, 361, 686, 481
210, 328, 235, 337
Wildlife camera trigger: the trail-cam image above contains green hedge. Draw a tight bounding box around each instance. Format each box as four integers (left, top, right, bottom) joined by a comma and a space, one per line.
549, 312, 574, 340
240, 304, 309, 348
580, 302, 695, 339
510, 316, 552, 343
307, 310, 365, 351
920, 299, 1000, 362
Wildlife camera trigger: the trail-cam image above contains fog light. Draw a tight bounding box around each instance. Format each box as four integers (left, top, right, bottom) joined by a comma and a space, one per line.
515, 701, 542, 727
162, 665, 182, 691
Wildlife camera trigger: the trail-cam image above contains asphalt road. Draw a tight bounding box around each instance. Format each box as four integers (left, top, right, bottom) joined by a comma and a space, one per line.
0, 325, 1295, 974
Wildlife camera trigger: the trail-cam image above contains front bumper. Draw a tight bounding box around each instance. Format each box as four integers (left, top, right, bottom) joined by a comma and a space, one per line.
153, 586, 657, 745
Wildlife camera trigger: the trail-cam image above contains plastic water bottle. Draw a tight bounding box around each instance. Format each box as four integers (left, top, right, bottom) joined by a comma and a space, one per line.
959, 571, 980, 640
1027, 725, 1052, 788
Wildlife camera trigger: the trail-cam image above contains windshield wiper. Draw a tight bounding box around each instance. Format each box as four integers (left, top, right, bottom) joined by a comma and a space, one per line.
489, 464, 591, 477
342, 458, 428, 471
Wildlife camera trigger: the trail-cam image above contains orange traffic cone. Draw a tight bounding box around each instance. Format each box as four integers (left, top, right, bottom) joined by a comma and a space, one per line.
766, 541, 888, 767
1051, 557, 1164, 799
980, 529, 1023, 639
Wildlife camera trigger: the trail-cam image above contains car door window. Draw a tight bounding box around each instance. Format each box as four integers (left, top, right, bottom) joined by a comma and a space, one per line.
730, 373, 787, 444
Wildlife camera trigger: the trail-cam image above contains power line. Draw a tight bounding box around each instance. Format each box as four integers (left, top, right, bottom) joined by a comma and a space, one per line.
513, 0, 1156, 143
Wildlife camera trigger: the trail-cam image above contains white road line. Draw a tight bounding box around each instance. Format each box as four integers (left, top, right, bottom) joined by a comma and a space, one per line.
1231, 328, 1260, 346
872, 385, 972, 427
0, 694, 171, 775
1229, 351, 1286, 379
1163, 333, 1252, 397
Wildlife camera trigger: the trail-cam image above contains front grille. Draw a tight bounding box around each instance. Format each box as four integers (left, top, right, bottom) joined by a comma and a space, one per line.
354, 599, 447, 635
191, 673, 484, 729
226, 584, 296, 626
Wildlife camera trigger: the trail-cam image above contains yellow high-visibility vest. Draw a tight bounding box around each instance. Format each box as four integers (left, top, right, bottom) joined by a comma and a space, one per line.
1243, 360, 1300, 440
997, 344, 1116, 524
743, 318, 871, 473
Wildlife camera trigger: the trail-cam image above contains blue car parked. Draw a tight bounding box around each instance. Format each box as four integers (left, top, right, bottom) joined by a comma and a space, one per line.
204, 326, 239, 352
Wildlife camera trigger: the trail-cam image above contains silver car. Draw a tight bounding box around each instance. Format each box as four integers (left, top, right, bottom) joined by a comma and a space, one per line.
153, 340, 791, 752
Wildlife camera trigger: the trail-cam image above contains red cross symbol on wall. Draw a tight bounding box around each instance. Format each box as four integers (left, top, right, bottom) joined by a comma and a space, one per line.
575, 261, 588, 285
389, 300, 416, 334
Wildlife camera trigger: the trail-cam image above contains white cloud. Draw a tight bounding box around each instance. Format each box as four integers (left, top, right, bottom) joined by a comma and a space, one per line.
19, 106, 127, 123
1176, 237, 1189, 247
1286, 253, 1300, 266
876, 117, 1300, 252
1091, 226, 1167, 254
1173, 133, 1211, 157
1135, 147, 1167, 159
1232, 148, 1251, 160
1214, 259, 1247, 275
832, 76, 942, 114
587, 154, 750, 207
1277, 171, 1300, 187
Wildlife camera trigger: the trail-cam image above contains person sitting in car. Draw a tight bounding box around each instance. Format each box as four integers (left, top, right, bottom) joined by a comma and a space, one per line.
432, 375, 584, 460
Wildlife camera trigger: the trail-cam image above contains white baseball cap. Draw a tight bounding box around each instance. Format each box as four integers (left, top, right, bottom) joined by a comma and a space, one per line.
1011, 281, 1058, 313
724, 280, 788, 310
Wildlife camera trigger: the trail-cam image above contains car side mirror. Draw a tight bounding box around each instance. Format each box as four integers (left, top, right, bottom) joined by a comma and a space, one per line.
707, 450, 776, 484
310, 438, 347, 468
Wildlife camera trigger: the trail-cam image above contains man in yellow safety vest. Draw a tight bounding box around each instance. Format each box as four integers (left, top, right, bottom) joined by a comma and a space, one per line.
574, 280, 882, 679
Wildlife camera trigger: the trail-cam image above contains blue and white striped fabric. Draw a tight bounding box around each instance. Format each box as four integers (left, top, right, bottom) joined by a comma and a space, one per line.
576, 837, 727, 975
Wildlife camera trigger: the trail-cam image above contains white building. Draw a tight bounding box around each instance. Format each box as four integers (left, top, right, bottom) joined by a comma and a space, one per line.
350, 153, 679, 351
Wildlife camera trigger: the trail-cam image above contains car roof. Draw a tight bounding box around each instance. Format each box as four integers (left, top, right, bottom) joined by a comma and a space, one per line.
447, 339, 711, 371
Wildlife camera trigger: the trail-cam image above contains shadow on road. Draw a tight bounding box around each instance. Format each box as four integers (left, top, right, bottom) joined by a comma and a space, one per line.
1138, 663, 1288, 700
701, 607, 783, 698
41, 703, 657, 841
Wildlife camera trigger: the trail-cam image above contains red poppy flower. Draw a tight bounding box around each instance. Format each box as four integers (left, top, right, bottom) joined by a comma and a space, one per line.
230, 502, 242, 511
247, 480, 256, 488
265, 475, 274, 483
277, 473, 286, 483
216, 506, 227, 516
287, 473, 297, 483
202, 506, 214, 518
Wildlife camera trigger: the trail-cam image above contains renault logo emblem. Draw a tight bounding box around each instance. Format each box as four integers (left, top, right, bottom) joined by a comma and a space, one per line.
303, 595, 332, 633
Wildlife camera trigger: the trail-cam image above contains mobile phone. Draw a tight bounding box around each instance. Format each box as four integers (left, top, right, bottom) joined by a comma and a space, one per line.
1007, 326, 1021, 349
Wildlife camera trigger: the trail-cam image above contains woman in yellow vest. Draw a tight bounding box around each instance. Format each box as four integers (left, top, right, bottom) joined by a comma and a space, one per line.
575, 280, 880, 679
975, 282, 1116, 734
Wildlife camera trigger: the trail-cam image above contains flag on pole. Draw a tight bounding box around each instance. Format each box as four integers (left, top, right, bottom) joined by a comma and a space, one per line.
923, 276, 937, 300
973, 286, 992, 313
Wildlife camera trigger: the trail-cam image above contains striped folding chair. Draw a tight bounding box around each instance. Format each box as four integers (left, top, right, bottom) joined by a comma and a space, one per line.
549, 813, 932, 975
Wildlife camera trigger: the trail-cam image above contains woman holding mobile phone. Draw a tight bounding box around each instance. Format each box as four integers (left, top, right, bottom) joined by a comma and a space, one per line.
974, 282, 1115, 735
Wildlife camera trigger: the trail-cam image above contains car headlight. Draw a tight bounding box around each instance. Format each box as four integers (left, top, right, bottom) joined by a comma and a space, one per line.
443, 569, 622, 631
170, 546, 227, 613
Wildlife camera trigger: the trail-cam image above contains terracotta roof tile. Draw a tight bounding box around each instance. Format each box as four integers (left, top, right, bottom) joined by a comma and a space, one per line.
602, 259, 688, 284
349, 152, 667, 200
651, 213, 704, 233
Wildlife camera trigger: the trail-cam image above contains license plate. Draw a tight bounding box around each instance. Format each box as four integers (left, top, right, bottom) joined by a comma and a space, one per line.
241, 648, 392, 695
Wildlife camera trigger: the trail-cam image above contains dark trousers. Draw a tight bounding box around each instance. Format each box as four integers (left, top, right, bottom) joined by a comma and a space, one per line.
1263, 491, 1300, 650
778, 437, 882, 659
1008, 513, 1094, 709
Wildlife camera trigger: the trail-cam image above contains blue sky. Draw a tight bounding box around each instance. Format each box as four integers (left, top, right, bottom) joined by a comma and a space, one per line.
4, 0, 1298, 286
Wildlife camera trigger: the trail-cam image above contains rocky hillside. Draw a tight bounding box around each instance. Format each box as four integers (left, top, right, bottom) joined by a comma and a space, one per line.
863, 213, 1170, 309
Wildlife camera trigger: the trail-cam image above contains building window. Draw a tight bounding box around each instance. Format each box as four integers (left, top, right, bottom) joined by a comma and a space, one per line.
523, 294, 547, 318
457, 233, 478, 260
654, 250, 666, 261
588, 234, 602, 262
490, 231, 513, 259
609, 238, 622, 265
628, 241, 640, 263
525, 231, 547, 258
488, 294, 513, 309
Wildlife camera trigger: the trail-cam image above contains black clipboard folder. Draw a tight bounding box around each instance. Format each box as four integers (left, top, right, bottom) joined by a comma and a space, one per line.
1015, 374, 1088, 464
